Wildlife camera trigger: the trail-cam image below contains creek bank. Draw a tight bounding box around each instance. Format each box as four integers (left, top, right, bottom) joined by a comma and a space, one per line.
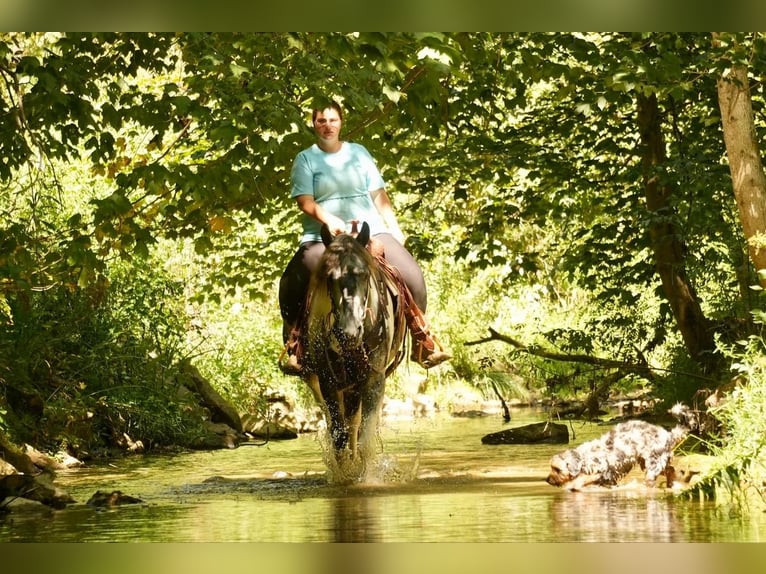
241, 390, 323, 441
0, 472, 75, 510
0, 440, 84, 511
0, 360, 250, 511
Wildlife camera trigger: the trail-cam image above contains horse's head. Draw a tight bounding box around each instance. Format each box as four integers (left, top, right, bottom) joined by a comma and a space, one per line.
318, 222, 374, 347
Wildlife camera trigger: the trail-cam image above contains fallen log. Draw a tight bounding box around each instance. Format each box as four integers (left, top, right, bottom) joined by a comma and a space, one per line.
481, 421, 569, 445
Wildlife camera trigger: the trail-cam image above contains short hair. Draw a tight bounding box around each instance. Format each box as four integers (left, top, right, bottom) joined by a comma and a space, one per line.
312, 100, 343, 123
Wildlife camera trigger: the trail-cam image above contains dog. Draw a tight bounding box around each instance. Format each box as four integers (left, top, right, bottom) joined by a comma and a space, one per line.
546, 404, 693, 490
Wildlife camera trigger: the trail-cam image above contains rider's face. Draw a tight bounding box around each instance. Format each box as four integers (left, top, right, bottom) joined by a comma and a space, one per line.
313, 108, 342, 141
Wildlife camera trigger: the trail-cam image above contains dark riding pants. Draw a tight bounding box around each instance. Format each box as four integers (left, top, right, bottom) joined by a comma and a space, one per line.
278, 233, 427, 341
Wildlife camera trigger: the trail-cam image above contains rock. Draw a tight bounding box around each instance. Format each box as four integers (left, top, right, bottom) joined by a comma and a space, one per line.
382, 397, 416, 419
191, 422, 242, 450
413, 393, 437, 416
449, 390, 507, 417
0, 473, 75, 509
1, 497, 51, 512
672, 454, 717, 487
0, 433, 38, 475
55, 452, 84, 469
210, 422, 242, 448
382, 394, 437, 419
24, 444, 68, 471
115, 433, 145, 453
86, 490, 143, 507
241, 393, 322, 439
297, 406, 324, 433
481, 421, 569, 445
177, 360, 243, 433
1, 458, 17, 476
245, 418, 299, 440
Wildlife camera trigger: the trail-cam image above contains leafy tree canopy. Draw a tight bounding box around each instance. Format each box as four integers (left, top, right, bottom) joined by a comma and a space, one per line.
2, 32, 765, 349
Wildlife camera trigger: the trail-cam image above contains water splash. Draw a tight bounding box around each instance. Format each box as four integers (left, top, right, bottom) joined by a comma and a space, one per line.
317, 427, 421, 485
363, 451, 421, 484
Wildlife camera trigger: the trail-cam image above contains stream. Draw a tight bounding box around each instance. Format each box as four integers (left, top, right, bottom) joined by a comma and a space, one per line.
2, 407, 764, 542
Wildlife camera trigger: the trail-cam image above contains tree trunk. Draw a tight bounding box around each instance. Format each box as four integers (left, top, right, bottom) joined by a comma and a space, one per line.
636, 93, 717, 372
715, 49, 766, 284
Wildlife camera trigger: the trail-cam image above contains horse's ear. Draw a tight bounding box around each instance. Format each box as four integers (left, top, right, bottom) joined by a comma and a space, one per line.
356, 221, 370, 247
321, 224, 334, 247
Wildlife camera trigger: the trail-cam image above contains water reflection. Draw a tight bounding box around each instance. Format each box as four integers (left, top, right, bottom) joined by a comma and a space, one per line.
332, 495, 381, 542
2, 411, 766, 542
549, 490, 682, 542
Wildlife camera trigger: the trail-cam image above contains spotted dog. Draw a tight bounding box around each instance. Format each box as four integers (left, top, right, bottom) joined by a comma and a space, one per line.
545, 404, 693, 490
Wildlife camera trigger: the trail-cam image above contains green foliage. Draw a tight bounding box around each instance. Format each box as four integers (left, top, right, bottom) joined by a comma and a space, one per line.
156, 231, 311, 415
688, 313, 766, 513
0, 32, 753, 330
184, 294, 288, 414
0, 253, 204, 454
418, 255, 586, 403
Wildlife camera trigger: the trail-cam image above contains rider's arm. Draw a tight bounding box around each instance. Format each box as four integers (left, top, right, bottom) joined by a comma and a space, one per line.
295, 195, 347, 236
371, 188, 406, 244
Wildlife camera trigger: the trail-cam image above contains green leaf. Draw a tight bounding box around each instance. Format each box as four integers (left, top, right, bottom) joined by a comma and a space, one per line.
194, 235, 214, 255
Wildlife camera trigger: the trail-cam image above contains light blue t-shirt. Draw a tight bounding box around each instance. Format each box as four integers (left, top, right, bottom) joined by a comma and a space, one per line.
290, 142, 387, 244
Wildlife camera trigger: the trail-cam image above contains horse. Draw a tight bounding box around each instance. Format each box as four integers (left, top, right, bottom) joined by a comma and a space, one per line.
301, 221, 407, 480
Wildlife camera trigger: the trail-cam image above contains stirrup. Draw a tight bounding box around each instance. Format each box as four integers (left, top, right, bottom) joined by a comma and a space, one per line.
416, 349, 452, 369
278, 340, 304, 376
279, 353, 304, 376
411, 338, 452, 369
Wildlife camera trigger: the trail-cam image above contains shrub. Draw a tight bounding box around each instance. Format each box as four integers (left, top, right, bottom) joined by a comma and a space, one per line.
687, 317, 766, 513
0, 254, 206, 456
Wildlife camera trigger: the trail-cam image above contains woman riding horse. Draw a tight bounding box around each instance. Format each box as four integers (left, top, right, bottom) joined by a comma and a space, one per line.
279, 100, 451, 375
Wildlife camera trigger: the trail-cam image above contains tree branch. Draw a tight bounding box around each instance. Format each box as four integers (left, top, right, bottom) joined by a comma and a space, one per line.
467, 327, 661, 418
345, 64, 427, 140
466, 327, 657, 380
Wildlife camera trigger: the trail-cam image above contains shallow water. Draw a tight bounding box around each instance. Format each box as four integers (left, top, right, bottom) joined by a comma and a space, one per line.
2, 408, 764, 542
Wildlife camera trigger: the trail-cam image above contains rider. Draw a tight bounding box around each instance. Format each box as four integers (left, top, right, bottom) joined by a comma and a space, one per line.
278, 99, 451, 375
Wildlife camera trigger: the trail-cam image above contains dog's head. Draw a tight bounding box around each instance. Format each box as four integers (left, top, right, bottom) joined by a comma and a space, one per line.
546, 450, 583, 486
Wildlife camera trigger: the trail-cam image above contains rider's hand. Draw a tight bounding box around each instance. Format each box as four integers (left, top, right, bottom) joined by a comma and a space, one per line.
325, 215, 347, 236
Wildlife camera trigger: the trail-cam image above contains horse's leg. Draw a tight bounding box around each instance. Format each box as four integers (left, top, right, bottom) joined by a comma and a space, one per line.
357, 374, 386, 462
307, 373, 347, 453
305, 373, 323, 403
324, 396, 349, 453
338, 381, 363, 459
347, 403, 362, 459
314, 372, 349, 454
